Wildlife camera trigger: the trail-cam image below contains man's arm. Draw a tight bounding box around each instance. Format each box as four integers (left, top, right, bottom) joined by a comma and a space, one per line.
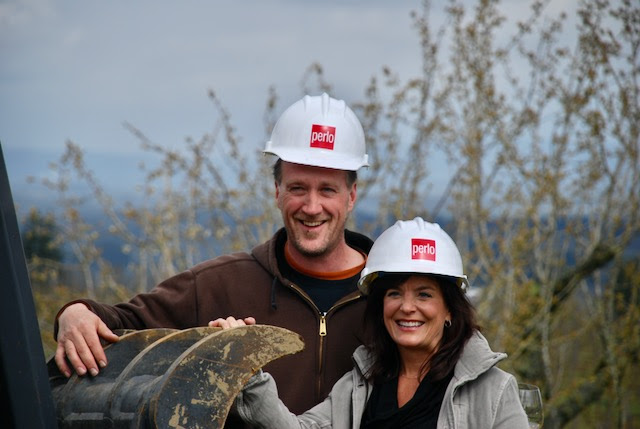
53, 268, 200, 377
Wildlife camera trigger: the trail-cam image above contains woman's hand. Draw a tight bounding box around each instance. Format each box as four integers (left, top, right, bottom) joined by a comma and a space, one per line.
208, 316, 256, 329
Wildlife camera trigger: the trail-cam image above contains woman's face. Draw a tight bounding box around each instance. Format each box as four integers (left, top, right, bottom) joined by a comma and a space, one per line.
383, 275, 450, 355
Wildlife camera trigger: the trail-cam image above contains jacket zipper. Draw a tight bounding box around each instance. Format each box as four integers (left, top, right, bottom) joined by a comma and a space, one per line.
286, 282, 362, 400
319, 313, 327, 336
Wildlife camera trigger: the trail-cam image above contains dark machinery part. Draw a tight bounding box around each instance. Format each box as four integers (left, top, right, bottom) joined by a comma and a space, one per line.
48, 325, 304, 428
0, 142, 57, 428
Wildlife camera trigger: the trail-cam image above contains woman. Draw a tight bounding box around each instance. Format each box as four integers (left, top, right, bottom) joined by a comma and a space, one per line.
225, 218, 528, 428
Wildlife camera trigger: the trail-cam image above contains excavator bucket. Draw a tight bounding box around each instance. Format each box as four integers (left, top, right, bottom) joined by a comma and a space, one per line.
48, 325, 304, 428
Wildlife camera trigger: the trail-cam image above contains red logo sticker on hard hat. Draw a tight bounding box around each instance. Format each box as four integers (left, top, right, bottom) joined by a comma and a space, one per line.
310, 124, 336, 150
411, 239, 436, 261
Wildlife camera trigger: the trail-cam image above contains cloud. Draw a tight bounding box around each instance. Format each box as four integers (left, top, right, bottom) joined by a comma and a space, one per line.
0, 0, 55, 27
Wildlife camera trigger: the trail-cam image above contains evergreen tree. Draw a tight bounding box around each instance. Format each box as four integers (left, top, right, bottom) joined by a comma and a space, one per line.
22, 208, 63, 262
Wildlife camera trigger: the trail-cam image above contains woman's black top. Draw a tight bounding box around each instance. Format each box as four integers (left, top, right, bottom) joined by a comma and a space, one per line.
361, 370, 454, 429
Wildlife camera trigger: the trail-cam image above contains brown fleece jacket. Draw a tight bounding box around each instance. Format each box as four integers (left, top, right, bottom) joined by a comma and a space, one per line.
54, 228, 373, 426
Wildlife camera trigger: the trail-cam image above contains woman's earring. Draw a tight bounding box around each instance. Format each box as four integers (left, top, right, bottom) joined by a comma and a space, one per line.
444, 320, 452, 328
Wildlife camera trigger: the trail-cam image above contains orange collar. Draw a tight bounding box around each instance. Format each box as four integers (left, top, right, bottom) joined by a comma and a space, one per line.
284, 244, 366, 280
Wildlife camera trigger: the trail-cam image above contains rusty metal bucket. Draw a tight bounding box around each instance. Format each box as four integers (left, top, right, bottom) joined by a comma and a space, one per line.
48, 325, 304, 428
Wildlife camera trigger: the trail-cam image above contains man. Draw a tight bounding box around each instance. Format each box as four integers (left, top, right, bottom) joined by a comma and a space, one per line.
53, 93, 373, 422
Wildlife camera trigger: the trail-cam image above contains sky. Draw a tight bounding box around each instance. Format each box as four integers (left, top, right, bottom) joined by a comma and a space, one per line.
1, 0, 428, 211
1, 0, 576, 215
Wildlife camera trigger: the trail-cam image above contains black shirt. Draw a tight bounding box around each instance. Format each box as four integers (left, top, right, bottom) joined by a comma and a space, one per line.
276, 233, 361, 313
286, 268, 359, 312
361, 370, 454, 429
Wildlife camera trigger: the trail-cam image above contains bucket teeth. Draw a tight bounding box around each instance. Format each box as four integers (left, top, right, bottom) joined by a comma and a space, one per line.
48, 325, 304, 428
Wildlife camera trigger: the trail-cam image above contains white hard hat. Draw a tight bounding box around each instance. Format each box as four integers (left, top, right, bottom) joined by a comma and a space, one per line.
358, 217, 469, 294
264, 93, 369, 171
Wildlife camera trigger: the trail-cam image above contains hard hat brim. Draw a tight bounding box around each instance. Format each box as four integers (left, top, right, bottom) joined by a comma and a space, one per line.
264, 146, 369, 171
358, 270, 469, 295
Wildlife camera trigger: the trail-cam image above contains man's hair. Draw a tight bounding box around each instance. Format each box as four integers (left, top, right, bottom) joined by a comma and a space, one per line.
362, 273, 480, 383
272, 158, 357, 187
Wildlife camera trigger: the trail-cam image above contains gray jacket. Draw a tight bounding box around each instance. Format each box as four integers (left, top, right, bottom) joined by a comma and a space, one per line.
235, 331, 528, 428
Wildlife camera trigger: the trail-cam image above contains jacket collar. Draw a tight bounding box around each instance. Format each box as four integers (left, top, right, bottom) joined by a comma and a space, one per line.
250, 227, 374, 285
351, 331, 506, 384
352, 345, 376, 377
250, 228, 374, 310
453, 331, 507, 385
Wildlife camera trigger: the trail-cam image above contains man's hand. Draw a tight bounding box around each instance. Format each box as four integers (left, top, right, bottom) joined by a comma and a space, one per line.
208, 316, 256, 329
55, 303, 120, 378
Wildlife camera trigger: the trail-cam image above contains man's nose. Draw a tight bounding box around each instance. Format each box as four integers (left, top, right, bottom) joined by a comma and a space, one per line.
302, 191, 322, 215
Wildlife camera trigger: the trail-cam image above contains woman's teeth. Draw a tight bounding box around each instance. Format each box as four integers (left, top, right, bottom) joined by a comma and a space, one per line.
398, 321, 423, 327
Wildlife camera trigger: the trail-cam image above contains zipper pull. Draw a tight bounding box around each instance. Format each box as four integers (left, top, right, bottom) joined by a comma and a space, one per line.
319, 313, 327, 337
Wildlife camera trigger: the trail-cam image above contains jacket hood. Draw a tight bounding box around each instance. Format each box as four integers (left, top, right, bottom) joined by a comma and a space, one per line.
249, 228, 287, 285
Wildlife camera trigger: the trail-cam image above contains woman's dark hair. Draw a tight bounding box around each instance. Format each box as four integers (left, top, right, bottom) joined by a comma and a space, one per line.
363, 273, 480, 383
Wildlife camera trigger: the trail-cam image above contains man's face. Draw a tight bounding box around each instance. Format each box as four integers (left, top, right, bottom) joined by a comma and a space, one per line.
276, 161, 356, 259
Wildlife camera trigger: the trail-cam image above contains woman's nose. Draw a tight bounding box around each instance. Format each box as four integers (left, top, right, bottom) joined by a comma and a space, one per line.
399, 296, 416, 312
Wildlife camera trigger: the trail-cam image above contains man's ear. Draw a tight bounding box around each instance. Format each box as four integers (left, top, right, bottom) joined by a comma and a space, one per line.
275, 181, 281, 208
348, 183, 357, 212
